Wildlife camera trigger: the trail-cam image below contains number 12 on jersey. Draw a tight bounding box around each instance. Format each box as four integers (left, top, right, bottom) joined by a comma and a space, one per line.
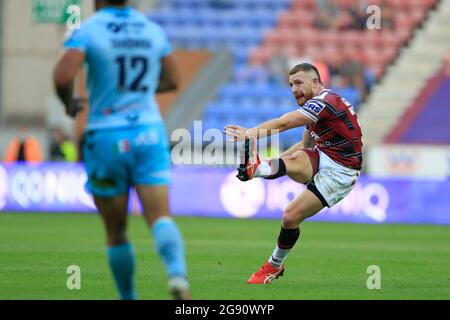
115, 55, 149, 92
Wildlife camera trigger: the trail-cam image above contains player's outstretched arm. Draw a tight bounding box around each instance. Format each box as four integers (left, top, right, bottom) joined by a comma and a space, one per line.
224, 110, 313, 141
53, 49, 85, 117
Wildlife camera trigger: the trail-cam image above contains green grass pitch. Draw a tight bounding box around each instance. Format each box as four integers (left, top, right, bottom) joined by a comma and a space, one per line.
0, 213, 449, 300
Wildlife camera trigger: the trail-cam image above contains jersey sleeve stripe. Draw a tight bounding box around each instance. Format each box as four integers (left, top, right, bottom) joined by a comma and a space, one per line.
298, 108, 319, 122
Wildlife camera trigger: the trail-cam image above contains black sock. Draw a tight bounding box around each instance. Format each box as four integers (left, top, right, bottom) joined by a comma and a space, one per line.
277, 226, 300, 249
264, 158, 287, 180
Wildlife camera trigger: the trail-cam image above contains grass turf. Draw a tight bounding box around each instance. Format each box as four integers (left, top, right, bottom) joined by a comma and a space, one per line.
0, 213, 449, 300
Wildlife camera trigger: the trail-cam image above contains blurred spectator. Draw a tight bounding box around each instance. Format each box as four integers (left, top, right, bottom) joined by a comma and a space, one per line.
330, 75, 361, 109
314, 0, 340, 30
345, 0, 396, 30
339, 56, 375, 104
315, 61, 331, 88
322, 49, 375, 107
268, 47, 314, 85
267, 48, 291, 85
3, 127, 43, 163
49, 127, 78, 162
326, 52, 344, 78
266, 47, 331, 88
380, 1, 396, 30
286, 46, 313, 69
311, 52, 331, 87
363, 67, 377, 93
346, 1, 369, 30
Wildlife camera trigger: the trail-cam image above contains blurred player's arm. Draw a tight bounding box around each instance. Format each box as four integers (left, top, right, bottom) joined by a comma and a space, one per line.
53, 49, 85, 117
156, 54, 179, 93
225, 110, 314, 141
280, 129, 314, 157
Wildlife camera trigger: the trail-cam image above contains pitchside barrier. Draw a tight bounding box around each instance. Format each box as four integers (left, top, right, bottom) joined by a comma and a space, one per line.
0, 163, 448, 225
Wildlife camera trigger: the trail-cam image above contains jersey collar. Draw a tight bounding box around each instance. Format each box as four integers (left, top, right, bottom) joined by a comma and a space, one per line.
102, 6, 132, 14
318, 88, 330, 94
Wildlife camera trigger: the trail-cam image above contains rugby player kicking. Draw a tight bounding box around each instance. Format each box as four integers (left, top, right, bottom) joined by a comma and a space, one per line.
224, 63, 363, 284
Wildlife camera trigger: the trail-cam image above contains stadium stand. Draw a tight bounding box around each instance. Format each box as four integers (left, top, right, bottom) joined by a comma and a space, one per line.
359, 0, 450, 147
148, 0, 438, 149
385, 51, 450, 144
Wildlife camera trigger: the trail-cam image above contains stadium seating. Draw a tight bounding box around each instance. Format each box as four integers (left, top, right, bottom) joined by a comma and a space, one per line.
395, 75, 450, 144
387, 51, 450, 144
148, 0, 437, 149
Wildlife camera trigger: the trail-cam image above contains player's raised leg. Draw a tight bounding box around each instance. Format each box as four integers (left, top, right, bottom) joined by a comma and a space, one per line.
238, 136, 317, 183
136, 185, 191, 300
237, 136, 288, 181
94, 194, 137, 300
247, 147, 323, 284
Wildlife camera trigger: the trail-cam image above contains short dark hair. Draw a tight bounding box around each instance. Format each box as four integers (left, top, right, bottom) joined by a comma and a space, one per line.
288, 63, 322, 84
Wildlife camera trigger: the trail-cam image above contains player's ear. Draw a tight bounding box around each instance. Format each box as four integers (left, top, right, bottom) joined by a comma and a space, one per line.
312, 77, 320, 88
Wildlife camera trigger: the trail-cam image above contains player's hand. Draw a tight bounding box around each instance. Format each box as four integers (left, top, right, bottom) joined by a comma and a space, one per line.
224, 125, 248, 142
66, 97, 85, 118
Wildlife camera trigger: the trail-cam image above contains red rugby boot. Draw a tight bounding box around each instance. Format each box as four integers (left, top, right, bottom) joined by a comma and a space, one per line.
247, 261, 285, 284
237, 136, 260, 181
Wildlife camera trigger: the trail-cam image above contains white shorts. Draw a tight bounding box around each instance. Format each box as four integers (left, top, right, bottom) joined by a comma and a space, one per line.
308, 149, 360, 207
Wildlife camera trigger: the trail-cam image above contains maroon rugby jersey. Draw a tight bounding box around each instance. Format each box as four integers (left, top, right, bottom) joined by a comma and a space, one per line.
299, 89, 363, 170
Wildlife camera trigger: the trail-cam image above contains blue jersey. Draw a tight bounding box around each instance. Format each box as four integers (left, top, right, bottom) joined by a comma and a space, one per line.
64, 6, 171, 130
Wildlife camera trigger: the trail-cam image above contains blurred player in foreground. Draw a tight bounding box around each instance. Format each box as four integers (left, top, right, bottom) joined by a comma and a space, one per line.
53, 0, 190, 299
224, 63, 363, 284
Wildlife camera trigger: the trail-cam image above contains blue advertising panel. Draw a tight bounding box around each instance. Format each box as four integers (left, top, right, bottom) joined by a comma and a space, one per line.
0, 163, 449, 224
